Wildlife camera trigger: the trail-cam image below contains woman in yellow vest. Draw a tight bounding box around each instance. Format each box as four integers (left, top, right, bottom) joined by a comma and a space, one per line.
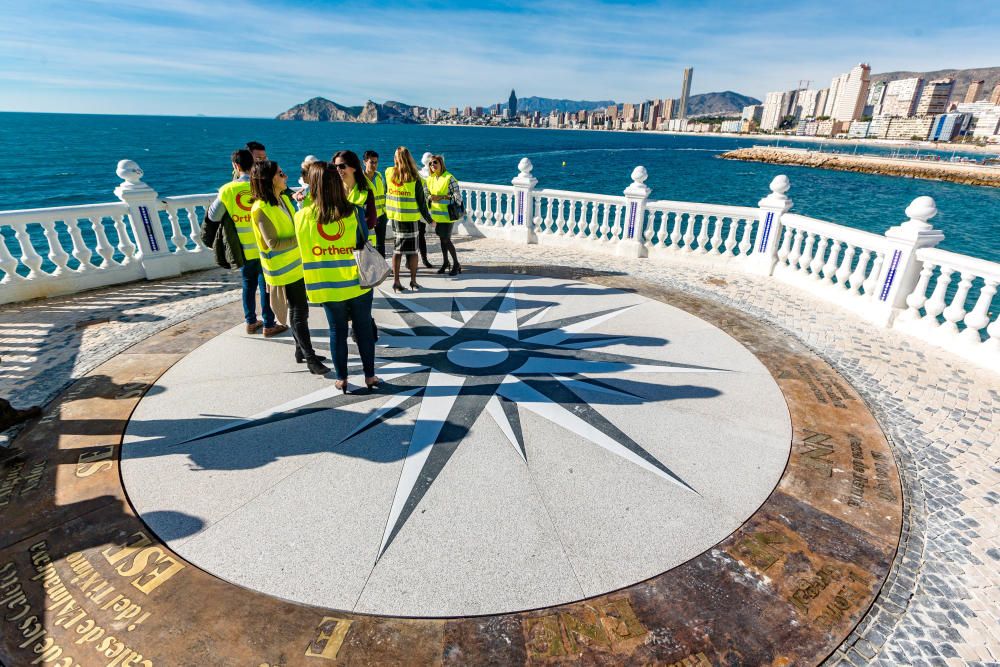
249, 160, 329, 375
295, 161, 379, 393
331, 150, 377, 246
385, 146, 434, 293
426, 154, 463, 276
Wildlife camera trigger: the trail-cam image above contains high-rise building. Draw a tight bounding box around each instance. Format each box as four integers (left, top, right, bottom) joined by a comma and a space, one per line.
761, 91, 791, 131
815, 89, 830, 118
991, 83, 1000, 105
881, 78, 924, 117
867, 81, 888, 116
679, 67, 693, 119
916, 79, 954, 116
831, 63, 871, 122
930, 113, 973, 141
662, 98, 677, 121
794, 89, 822, 119
606, 104, 618, 120
964, 80, 985, 103
622, 103, 636, 122
956, 102, 1000, 138
508, 90, 518, 118
463, 106, 473, 117
824, 74, 843, 117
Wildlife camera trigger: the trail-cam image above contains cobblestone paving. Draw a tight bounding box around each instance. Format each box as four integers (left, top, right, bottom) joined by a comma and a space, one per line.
1, 238, 997, 666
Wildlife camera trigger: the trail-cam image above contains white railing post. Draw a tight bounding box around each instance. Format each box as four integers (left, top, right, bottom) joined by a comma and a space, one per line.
113, 160, 181, 280
749, 175, 792, 276
618, 166, 650, 258
509, 158, 538, 245
873, 196, 945, 326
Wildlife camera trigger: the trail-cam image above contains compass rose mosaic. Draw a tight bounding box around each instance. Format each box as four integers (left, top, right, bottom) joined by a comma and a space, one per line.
121, 274, 792, 617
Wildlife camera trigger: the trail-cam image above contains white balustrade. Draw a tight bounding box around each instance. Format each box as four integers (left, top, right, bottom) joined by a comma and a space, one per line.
2, 158, 997, 374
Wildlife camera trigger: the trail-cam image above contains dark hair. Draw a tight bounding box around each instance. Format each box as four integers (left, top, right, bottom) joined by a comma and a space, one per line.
246, 141, 265, 152
249, 160, 280, 206
332, 150, 368, 192
307, 161, 351, 225
231, 149, 254, 172
362, 150, 379, 161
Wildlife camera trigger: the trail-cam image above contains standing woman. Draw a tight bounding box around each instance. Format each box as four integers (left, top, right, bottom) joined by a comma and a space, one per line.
426, 154, 463, 275
331, 150, 378, 246
295, 162, 379, 392
385, 146, 433, 293
249, 160, 329, 375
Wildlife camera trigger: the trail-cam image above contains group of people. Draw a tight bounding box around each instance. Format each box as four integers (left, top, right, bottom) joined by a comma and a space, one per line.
204, 141, 464, 392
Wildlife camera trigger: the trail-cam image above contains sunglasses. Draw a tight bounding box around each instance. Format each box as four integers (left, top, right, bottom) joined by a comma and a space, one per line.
277, 170, 286, 177
334, 163, 350, 171
430, 161, 440, 165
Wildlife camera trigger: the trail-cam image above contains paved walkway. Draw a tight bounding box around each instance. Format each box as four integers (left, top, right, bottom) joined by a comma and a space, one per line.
1, 237, 997, 666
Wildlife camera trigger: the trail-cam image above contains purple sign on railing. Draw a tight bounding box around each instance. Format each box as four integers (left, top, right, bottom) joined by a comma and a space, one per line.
880, 249, 902, 301
517, 192, 524, 225
758, 212, 774, 253
627, 202, 637, 238
139, 205, 159, 252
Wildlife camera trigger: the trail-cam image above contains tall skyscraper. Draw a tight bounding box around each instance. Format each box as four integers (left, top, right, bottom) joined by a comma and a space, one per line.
867, 81, 888, 116
881, 78, 924, 117
794, 89, 821, 118
991, 83, 1000, 105
824, 73, 847, 117
662, 98, 677, 121
761, 91, 791, 130
508, 90, 518, 117
916, 79, 954, 116
831, 64, 871, 122
679, 67, 693, 119
964, 80, 984, 103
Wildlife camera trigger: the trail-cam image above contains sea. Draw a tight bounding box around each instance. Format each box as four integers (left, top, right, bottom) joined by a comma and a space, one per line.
1, 112, 999, 264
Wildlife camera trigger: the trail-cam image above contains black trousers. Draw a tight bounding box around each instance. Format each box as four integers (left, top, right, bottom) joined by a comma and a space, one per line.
375, 214, 388, 257
418, 221, 429, 260
285, 278, 317, 360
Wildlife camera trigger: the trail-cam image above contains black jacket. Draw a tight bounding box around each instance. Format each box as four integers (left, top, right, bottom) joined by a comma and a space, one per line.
201, 210, 246, 269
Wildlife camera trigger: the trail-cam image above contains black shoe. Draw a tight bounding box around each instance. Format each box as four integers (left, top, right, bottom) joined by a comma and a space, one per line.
295, 350, 327, 364
449, 263, 462, 276
306, 358, 330, 375
422, 257, 435, 269
436, 263, 451, 274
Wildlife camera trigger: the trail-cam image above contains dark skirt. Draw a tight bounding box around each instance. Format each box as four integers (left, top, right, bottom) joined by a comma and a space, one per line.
392, 220, 418, 256
435, 222, 454, 240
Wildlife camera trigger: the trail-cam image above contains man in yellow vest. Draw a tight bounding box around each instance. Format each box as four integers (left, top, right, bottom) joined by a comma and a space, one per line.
207, 149, 276, 333
363, 150, 388, 256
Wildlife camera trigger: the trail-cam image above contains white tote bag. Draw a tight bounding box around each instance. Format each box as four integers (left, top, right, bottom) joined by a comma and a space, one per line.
353, 206, 391, 288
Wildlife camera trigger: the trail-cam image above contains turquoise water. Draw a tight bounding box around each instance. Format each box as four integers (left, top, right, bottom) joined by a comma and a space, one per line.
1, 112, 999, 263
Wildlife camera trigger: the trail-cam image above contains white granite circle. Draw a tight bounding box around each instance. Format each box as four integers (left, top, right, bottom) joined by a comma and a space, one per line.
121, 273, 791, 617
447, 339, 510, 368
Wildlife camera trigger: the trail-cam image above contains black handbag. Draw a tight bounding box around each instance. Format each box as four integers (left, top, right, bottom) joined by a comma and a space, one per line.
447, 200, 466, 221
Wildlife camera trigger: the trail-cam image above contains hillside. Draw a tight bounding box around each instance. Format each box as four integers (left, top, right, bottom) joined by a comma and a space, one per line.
276, 97, 418, 123
687, 91, 760, 117
870, 66, 1000, 102
501, 96, 615, 114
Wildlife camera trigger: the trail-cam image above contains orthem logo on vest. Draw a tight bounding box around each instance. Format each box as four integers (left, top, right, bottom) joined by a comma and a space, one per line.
317, 219, 346, 242
235, 191, 252, 211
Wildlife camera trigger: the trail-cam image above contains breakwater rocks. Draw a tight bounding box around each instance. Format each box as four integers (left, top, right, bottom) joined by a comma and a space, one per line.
720, 146, 1000, 188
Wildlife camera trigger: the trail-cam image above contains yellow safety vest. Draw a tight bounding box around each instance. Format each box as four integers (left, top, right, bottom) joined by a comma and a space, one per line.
426, 171, 455, 224
294, 204, 369, 303
346, 181, 377, 244
369, 171, 386, 217
384, 167, 421, 222
218, 180, 258, 260
250, 194, 303, 286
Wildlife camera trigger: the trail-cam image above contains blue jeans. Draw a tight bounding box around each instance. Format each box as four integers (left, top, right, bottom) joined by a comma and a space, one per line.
240, 259, 275, 327
321, 290, 376, 381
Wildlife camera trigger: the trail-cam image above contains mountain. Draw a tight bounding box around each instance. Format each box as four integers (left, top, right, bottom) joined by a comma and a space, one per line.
687, 91, 760, 117
870, 66, 1000, 102
276, 97, 419, 123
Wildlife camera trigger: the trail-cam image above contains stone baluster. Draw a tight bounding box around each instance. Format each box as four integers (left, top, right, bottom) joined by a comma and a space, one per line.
922, 267, 953, 326
669, 212, 682, 250
165, 205, 187, 251
552, 198, 565, 236
709, 216, 724, 255
737, 217, 754, 257
568, 200, 581, 237
941, 271, 975, 334
696, 215, 711, 254
809, 235, 829, 279
114, 160, 180, 280
505, 193, 516, 226
820, 239, 841, 284
786, 228, 803, 272
90, 217, 117, 267
112, 213, 137, 264
65, 216, 94, 271
681, 213, 695, 251
984, 307, 1000, 353
12, 224, 44, 279
542, 196, 556, 235
531, 194, 544, 233
900, 262, 935, 320
869, 196, 945, 326
643, 209, 658, 247
0, 231, 23, 283
775, 226, 793, 268
835, 244, 856, 289
863, 252, 885, 300
613, 204, 626, 243
40, 220, 70, 276
186, 207, 207, 250
749, 175, 792, 275
468, 191, 480, 226
847, 249, 871, 294
961, 279, 998, 344
797, 232, 814, 274
721, 217, 737, 257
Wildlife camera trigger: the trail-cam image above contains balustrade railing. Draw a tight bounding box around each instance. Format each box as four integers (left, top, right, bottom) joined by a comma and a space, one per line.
2, 157, 997, 373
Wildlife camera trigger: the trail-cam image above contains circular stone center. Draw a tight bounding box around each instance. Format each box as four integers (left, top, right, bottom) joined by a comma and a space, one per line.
447, 340, 509, 368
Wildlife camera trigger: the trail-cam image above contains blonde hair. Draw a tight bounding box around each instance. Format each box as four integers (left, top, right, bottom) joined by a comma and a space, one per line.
391, 146, 420, 185
430, 154, 447, 173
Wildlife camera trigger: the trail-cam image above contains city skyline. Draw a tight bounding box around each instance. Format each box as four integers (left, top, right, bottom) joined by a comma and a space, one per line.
1, 0, 998, 117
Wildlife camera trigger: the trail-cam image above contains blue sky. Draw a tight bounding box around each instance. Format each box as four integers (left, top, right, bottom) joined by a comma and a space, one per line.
1, 0, 997, 117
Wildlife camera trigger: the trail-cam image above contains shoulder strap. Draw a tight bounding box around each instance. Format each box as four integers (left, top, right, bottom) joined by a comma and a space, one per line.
354, 205, 369, 247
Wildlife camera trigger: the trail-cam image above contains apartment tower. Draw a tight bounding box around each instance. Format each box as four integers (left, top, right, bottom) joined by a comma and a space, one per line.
679, 67, 693, 119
